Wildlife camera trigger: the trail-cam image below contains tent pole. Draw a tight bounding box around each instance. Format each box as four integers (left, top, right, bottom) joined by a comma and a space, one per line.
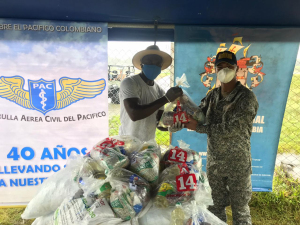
107, 23, 174, 29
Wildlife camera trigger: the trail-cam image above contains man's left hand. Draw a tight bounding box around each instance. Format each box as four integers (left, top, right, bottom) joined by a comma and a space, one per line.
185, 116, 198, 131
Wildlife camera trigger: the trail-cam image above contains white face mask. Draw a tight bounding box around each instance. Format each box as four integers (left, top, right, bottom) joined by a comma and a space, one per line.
217, 67, 236, 83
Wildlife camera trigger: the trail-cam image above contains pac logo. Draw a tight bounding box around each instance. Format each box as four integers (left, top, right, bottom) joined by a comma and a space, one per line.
0, 76, 106, 114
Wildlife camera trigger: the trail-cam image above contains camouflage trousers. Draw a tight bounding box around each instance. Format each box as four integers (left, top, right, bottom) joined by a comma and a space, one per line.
207, 168, 252, 225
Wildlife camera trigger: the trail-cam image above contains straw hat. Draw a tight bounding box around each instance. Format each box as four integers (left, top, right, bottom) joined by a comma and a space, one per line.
132, 45, 172, 70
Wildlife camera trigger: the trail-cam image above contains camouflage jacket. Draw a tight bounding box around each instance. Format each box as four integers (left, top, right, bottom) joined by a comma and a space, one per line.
196, 81, 258, 176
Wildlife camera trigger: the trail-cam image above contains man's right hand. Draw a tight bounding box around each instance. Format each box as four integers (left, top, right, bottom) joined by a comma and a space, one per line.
165, 87, 183, 102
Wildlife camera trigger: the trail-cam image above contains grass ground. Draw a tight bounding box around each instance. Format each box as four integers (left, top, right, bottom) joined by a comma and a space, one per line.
0, 207, 33, 225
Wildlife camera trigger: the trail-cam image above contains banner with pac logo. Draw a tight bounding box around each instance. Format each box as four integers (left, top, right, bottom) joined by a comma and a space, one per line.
0, 19, 108, 205
172, 26, 300, 191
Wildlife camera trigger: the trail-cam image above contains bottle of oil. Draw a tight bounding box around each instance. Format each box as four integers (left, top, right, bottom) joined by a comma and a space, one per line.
170, 203, 185, 225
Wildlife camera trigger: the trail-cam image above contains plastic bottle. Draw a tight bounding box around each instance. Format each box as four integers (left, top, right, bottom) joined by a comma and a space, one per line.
162, 111, 175, 126
154, 192, 169, 208
170, 203, 185, 225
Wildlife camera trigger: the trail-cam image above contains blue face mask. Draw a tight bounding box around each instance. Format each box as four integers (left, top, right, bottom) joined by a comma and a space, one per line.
142, 65, 161, 80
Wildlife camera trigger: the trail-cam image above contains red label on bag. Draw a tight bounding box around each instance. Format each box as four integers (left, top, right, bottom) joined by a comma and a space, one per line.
94, 138, 125, 150
177, 163, 190, 174
176, 174, 197, 192
176, 100, 182, 111
173, 111, 189, 124
168, 148, 187, 163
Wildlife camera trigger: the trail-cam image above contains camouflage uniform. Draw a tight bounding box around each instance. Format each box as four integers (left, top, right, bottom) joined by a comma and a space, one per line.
196, 81, 258, 225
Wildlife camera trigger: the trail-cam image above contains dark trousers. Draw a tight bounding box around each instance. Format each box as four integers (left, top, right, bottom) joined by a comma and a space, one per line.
207, 169, 252, 225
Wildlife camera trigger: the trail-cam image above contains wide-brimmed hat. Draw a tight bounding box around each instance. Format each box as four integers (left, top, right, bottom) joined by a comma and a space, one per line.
132, 45, 172, 70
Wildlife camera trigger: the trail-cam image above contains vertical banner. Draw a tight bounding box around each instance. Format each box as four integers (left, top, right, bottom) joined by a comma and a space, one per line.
173, 26, 300, 191
0, 19, 108, 204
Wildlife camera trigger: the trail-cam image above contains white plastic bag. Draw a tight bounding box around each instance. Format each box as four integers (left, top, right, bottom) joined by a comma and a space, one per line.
76, 157, 106, 191
129, 141, 161, 187
154, 163, 200, 208
53, 197, 115, 225
107, 168, 150, 221
82, 177, 112, 201
161, 140, 201, 171
184, 201, 227, 225
21, 154, 84, 219
92, 135, 143, 155
90, 146, 130, 171
158, 101, 177, 128
31, 213, 53, 225
139, 205, 173, 225
176, 73, 206, 124
195, 172, 213, 207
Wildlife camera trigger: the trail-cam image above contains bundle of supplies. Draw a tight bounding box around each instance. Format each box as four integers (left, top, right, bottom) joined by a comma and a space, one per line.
159, 73, 206, 128
160, 140, 201, 170
129, 141, 161, 187
25, 136, 223, 225
108, 168, 150, 221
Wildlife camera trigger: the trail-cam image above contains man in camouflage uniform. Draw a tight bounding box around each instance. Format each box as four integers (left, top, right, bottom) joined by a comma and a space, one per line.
183, 51, 259, 225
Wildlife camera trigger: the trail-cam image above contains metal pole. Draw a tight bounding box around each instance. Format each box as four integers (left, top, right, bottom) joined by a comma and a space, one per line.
154, 20, 158, 45
107, 23, 174, 29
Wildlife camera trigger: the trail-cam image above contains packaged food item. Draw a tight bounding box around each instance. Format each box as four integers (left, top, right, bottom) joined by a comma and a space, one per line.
170, 203, 185, 225
110, 184, 137, 221
82, 177, 112, 202
195, 172, 213, 206
90, 146, 130, 171
161, 140, 201, 170
161, 110, 176, 127
107, 168, 150, 221
185, 201, 227, 225
159, 100, 190, 128
53, 197, 115, 225
154, 163, 200, 208
176, 73, 206, 124
138, 206, 173, 225
76, 157, 106, 191
129, 145, 160, 187
93, 135, 142, 155
31, 213, 53, 225
140, 139, 160, 154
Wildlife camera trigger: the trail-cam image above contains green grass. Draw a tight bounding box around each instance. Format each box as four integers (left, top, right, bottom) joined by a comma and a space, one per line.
249, 167, 300, 224
225, 167, 300, 225
0, 207, 33, 225
109, 115, 121, 136
278, 73, 300, 154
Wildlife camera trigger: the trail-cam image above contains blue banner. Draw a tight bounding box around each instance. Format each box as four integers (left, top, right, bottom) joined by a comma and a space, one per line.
172, 26, 300, 191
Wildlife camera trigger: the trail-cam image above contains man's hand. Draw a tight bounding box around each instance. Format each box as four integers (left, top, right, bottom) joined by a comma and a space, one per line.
165, 87, 183, 102
185, 116, 198, 131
